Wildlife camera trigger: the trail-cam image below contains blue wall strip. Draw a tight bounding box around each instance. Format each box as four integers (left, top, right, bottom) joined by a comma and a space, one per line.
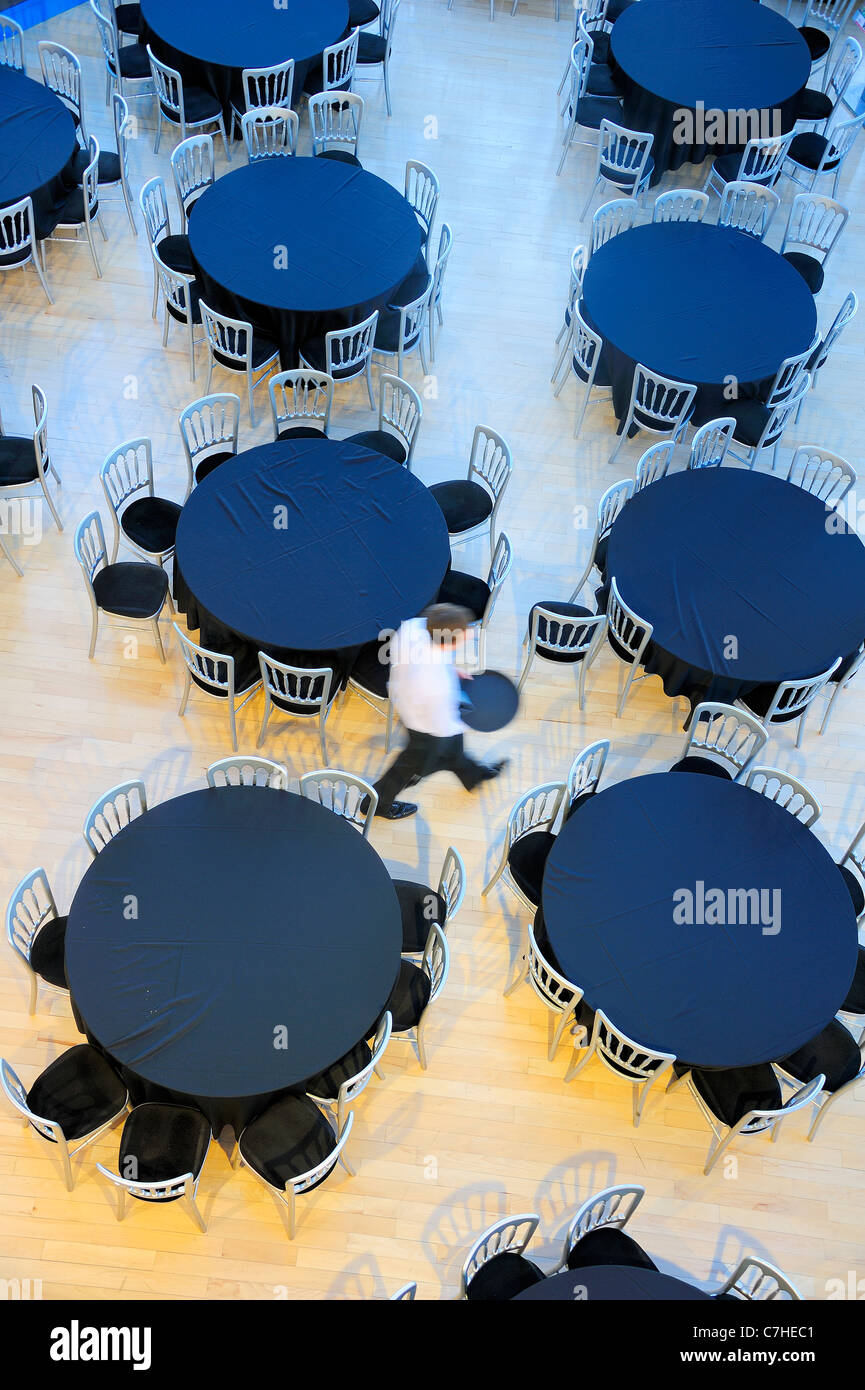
4, 0, 84, 30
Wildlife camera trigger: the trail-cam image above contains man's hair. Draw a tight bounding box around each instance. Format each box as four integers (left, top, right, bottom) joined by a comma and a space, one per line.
423, 603, 473, 644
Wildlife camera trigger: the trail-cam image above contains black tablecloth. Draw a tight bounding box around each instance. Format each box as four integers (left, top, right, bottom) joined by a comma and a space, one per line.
188, 158, 422, 363
515, 1266, 710, 1301
611, 0, 810, 183
173, 437, 451, 688
542, 774, 858, 1070
65, 787, 402, 1131
140, 0, 349, 119
0, 68, 79, 234
580, 222, 817, 427
600, 469, 865, 705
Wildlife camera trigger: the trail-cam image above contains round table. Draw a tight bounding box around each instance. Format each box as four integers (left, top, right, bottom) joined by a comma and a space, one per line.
0, 68, 78, 234
65, 787, 402, 1131
611, 0, 810, 182
515, 1266, 710, 1301
580, 221, 817, 426
602, 469, 865, 706
140, 0, 349, 117
188, 158, 423, 363
542, 773, 858, 1070
173, 437, 451, 686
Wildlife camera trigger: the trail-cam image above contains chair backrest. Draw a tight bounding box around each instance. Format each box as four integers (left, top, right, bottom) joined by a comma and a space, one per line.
468, 424, 512, 513
567, 37, 593, 106
591, 197, 639, 253
802, 0, 854, 34
597, 479, 634, 544
392, 287, 431, 357
734, 1072, 826, 1137
91, 2, 120, 77
323, 28, 359, 91
405, 160, 440, 240
179, 393, 240, 493
201, 302, 255, 369
31, 384, 50, 481
152, 246, 196, 320
481, 531, 513, 630
570, 300, 604, 384
634, 439, 674, 490
309, 91, 363, 158
628, 363, 696, 434
826, 36, 862, 105
420, 922, 450, 1004
840, 818, 865, 889
139, 176, 171, 245
430, 221, 453, 315
597, 119, 654, 191
286, 1110, 353, 1196
6, 868, 60, 968
326, 1012, 392, 1111
683, 702, 768, 777
688, 417, 736, 470
173, 623, 236, 698
760, 658, 841, 726
0, 1058, 64, 1146
74, 510, 109, 591
783, 444, 856, 505
78, 137, 100, 220
380, 0, 400, 45
378, 374, 422, 468
83, 779, 147, 854
170, 135, 214, 218
820, 112, 865, 173
529, 607, 607, 672
242, 58, 295, 110
589, 1008, 676, 1081
39, 41, 83, 129
0, 16, 24, 70
756, 373, 811, 450
743, 766, 823, 827
437, 846, 467, 924
113, 93, 133, 193
607, 575, 653, 664
299, 768, 377, 836
270, 370, 333, 439
148, 47, 185, 122
526, 918, 582, 1015
717, 180, 780, 241
322, 310, 378, 377
390, 1282, 417, 1301
101, 438, 154, 517
206, 756, 287, 789
96, 1161, 197, 1204
652, 188, 709, 223
811, 290, 858, 376
506, 782, 566, 852
566, 738, 610, 805
0, 197, 36, 260
565, 243, 588, 311
560, 1184, 646, 1266
241, 107, 298, 161
460, 1214, 540, 1297
782, 192, 848, 266
717, 1256, 803, 1302
735, 132, 791, 185
258, 653, 334, 718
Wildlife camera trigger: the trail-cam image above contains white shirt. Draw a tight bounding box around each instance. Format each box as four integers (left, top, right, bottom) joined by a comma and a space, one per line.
387, 618, 466, 738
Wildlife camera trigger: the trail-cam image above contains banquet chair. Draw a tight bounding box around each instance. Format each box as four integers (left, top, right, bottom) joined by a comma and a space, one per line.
0, 15, 24, 70
779, 192, 848, 294
483, 781, 567, 912
96, 94, 137, 235
173, 624, 263, 751
739, 658, 841, 747
551, 244, 587, 385
309, 91, 364, 166
795, 35, 861, 128
139, 176, 194, 319
557, 1185, 655, 1273
205, 755, 288, 790
346, 372, 422, 468
742, 765, 823, 827
179, 392, 240, 496
428, 424, 512, 559
652, 188, 709, 224
38, 41, 85, 132
437, 530, 513, 670
353, 0, 399, 117
345, 638, 396, 750
233, 1101, 354, 1240
576, 11, 621, 98
557, 38, 623, 176
107, 0, 141, 44
298, 310, 379, 412
568, 477, 634, 601
373, 288, 431, 377
89, 3, 153, 109
390, 1283, 417, 1300
74, 511, 169, 662
299, 768, 378, 837
151, 247, 201, 381
83, 780, 148, 856
170, 134, 214, 230
687, 418, 737, 470
323, 29, 360, 93
0, 198, 52, 305
307, 1012, 392, 1142
257, 656, 337, 764
100, 438, 181, 568
231, 58, 296, 135
383, 923, 450, 1070
241, 108, 299, 162
777, 1020, 865, 1142
390, 845, 466, 955
405, 161, 440, 255
634, 439, 675, 490
1, 1050, 127, 1191
703, 132, 791, 197
608, 364, 696, 464
591, 198, 640, 254
6, 868, 70, 1015
200, 302, 281, 427
269, 370, 333, 442
670, 702, 768, 781
837, 820, 865, 920
582, 120, 653, 219
716, 180, 781, 242
670, 1066, 824, 1174
459, 1214, 545, 1302
783, 111, 865, 196
781, 443, 855, 506
43, 137, 104, 280
0, 385, 62, 535
817, 640, 865, 735
506, 918, 584, 1062
517, 603, 607, 708
725, 373, 812, 472
565, 738, 610, 816
553, 301, 613, 438
96, 1103, 212, 1232
147, 47, 231, 159
565, 1009, 675, 1126
715, 1257, 803, 1301
797, 0, 857, 66
806, 289, 858, 398
606, 575, 654, 717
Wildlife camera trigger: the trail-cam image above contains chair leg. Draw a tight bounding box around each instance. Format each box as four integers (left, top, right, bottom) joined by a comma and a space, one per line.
564, 1038, 593, 1083
552, 336, 571, 388
229, 699, 238, 752
26, 971, 37, 1015
178, 669, 192, 716
86, 225, 102, 279
219, 114, 232, 162
32, 246, 53, 305
247, 371, 256, 428
383, 63, 392, 117
416, 1017, 428, 1070
516, 650, 533, 693
0, 532, 22, 577
40, 478, 63, 533
548, 1007, 572, 1061
97, 212, 108, 243
580, 177, 600, 219
608, 422, 627, 464
257, 697, 271, 748
573, 383, 592, 437
184, 1191, 207, 1232
59, 1142, 75, 1192
151, 618, 166, 663
365, 357, 375, 409
88, 608, 99, 659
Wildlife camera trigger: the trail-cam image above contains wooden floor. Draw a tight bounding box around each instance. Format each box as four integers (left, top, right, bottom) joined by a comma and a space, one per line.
2, 0, 865, 1302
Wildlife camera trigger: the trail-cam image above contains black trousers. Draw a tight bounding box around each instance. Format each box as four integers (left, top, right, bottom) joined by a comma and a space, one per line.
374, 729, 489, 809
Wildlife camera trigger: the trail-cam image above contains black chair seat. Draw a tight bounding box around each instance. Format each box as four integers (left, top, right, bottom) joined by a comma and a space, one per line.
276, 424, 328, 442
349, 0, 380, 22
299, 335, 364, 379
799, 25, 831, 62
167, 278, 203, 325
589, 30, 611, 63
239, 1094, 337, 1190
739, 682, 798, 723
121, 496, 181, 555
572, 350, 612, 388
782, 250, 824, 294
0, 436, 37, 485
587, 63, 623, 98
575, 95, 623, 131
51, 186, 98, 229
393, 879, 447, 953
566, 1227, 658, 1272
357, 31, 387, 64
389, 252, 432, 309
160, 86, 221, 125
158, 233, 195, 276
507, 830, 556, 907
27, 1045, 126, 1142
305, 1040, 373, 1100
350, 637, 389, 698
73, 147, 121, 184
841, 946, 865, 1015
726, 396, 771, 448
116, 43, 151, 79
787, 131, 839, 171
92, 561, 168, 619
465, 1251, 546, 1301
436, 568, 490, 621
28, 915, 68, 989
604, 155, 654, 190
669, 754, 733, 779
213, 335, 279, 372
606, 626, 645, 665
429, 478, 493, 535
594, 533, 609, 575
374, 307, 422, 355
384, 959, 432, 1032
115, 2, 141, 34
564, 789, 596, 823
118, 1103, 210, 1197
796, 87, 834, 123
317, 149, 362, 167
838, 863, 865, 918
530, 601, 595, 663
711, 151, 752, 184
690, 1064, 781, 1128
779, 1020, 861, 1092
344, 428, 407, 464
194, 449, 234, 484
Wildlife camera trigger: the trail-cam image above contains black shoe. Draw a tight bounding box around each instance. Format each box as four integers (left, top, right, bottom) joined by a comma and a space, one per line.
375, 800, 418, 820
475, 758, 509, 785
